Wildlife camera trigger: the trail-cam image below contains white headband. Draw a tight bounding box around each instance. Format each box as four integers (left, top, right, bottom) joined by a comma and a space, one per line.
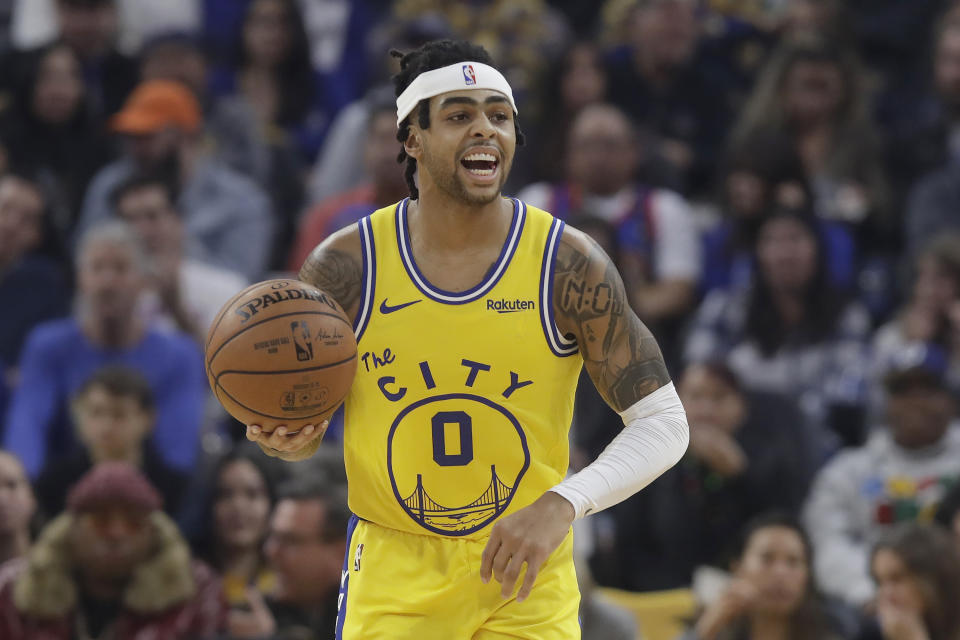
396, 61, 518, 127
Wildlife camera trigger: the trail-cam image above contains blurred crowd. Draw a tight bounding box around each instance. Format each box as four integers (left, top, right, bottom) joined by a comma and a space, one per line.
0, 0, 959, 638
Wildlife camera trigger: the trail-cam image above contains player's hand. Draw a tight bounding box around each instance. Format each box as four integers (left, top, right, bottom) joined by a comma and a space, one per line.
480, 491, 575, 602
245, 420, 329, 461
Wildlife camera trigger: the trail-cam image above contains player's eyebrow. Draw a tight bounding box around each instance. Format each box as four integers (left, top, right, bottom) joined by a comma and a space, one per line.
438, 95, 510, 109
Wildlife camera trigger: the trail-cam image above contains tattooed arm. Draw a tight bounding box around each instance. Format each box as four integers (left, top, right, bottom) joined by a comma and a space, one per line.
298, 225, 365, 323
480, 225, 688, 601
245, 225, 365, 461
553, 226, 671, 409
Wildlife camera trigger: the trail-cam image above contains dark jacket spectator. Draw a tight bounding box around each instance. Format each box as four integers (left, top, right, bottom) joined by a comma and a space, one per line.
0, 463, 227, 639
585, 363, 815, 591
603, 0, 732, 195
0, 173, 71, 378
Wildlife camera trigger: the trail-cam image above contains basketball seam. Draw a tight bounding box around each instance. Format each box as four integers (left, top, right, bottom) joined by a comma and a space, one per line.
213, 353, 358, 379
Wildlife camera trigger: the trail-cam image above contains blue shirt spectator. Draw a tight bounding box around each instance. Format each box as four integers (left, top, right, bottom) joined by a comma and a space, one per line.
4, 318, 205, 478
3, 222, 206, 478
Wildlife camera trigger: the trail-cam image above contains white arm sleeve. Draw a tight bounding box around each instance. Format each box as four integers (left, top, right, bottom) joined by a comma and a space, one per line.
550, 382, 689, 519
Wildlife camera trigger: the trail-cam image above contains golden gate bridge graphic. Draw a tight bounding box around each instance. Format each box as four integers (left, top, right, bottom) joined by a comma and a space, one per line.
402, 465, 513, 532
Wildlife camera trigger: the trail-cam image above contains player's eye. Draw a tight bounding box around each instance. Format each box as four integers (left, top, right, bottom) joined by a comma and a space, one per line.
447, 113, 468, 122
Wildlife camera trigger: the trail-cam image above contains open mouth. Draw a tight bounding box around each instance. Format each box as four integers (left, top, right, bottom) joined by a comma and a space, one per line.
460, 152, 499, 178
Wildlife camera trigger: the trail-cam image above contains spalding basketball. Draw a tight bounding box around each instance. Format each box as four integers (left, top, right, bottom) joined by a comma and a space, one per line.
205, 279, 357, 431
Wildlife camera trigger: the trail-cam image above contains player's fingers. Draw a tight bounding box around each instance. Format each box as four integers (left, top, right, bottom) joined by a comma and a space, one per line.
480, 534, 501, 583
245, 424, 262, 441
516, 559, 542, 603
491, 543, 514, 584
499, 552, 527, 598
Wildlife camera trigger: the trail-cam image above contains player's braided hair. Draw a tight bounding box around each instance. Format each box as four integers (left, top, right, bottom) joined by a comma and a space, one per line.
390, 39, 526, 200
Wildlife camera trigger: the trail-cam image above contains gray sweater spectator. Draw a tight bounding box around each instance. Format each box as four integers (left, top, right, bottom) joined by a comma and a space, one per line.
803, 344, 960, 607
76, 79, 273, 280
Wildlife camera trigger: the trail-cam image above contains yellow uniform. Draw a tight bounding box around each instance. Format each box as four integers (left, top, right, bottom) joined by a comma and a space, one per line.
335, 198, 583, 639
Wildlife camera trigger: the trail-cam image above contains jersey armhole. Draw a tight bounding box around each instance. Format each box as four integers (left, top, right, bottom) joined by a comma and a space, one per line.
540, 218, 578, 357
353, 215, 376, 342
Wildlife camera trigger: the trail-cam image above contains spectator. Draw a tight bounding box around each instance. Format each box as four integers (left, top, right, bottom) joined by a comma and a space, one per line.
111, 173, 246, 341
603, 0, 732, 195
685, 207, 871, 446
803, 344, 960, 608
860, 524, 960, 640
887, 15, 960, 208
309, 15, 454, 205
78, 79, 273, 280
288, 93, 408, 271
587, 362, 815, 591
732, 35, 890, 244
3, 222, 206, 478
209, 0, 317, 162
0, 172, 71, 384
10, 0, 200, 55
520, 103, 702, 330
525, 41, 608, 185
872, 234, 960, 407
701, 133, 856, 296
34, 365, 188, 518
0, 451, 36, 565
228, 477, 349, 639
6, 0, 138, 117
679, 513, 846, 640
0, 42, 114, 236
0, 463, 226, 639
190, 445, 286, 612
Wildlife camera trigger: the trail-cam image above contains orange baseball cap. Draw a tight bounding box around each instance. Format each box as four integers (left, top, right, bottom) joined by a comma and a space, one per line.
110, 79, 202, 135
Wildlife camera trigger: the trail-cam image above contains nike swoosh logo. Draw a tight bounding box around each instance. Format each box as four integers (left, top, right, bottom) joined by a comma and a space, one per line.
380, 299, 422, 314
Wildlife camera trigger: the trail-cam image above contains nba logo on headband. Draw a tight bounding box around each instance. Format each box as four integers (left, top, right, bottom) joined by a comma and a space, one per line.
462, 64, 476, 86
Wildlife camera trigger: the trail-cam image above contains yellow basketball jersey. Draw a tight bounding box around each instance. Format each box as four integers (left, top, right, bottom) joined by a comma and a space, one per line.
342, 198, 582, 539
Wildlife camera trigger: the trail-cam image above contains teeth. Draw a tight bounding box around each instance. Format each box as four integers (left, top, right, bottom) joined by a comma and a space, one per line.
463, 153, 497, 162
467, 168, 494, 176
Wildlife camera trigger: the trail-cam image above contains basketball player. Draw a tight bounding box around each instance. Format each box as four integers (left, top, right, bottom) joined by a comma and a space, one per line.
245, 39, 690, 638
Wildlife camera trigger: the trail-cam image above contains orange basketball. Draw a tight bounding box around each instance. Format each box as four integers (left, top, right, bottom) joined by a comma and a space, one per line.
205, 279, 357, 431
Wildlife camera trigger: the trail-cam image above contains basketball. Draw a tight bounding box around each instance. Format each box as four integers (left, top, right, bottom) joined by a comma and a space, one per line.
205, 279, 358, 431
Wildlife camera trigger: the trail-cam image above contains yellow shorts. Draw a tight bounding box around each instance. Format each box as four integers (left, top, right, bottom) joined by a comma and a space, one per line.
335, 516, 581, 639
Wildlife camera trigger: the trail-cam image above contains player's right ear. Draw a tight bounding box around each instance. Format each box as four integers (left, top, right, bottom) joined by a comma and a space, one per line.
404, 129, 422, 160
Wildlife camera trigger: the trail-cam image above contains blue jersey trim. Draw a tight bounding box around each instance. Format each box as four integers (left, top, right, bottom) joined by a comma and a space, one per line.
395, 197, 526, 305
354, 216, 376, 342
540, 218, 578, 357
334, 514, 360, 639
